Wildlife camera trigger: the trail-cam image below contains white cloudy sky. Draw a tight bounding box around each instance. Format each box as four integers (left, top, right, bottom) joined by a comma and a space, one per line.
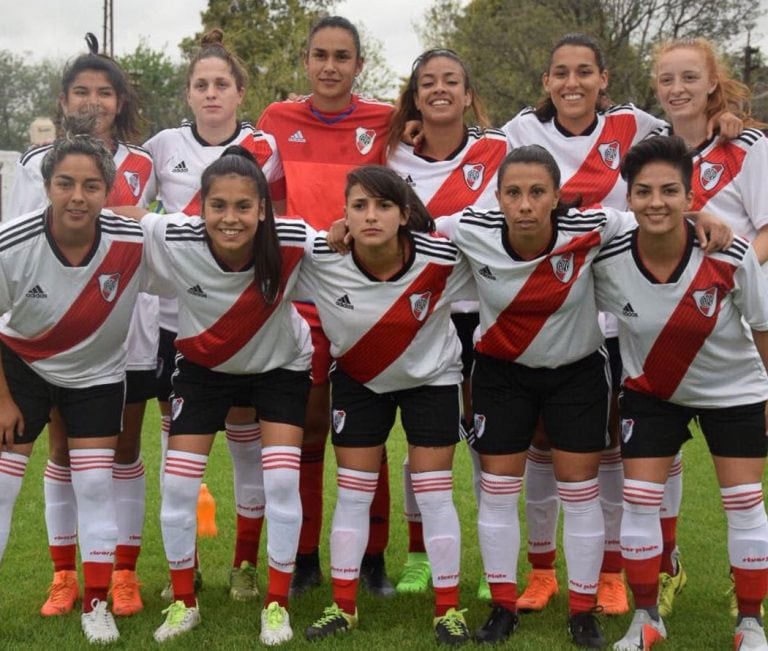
2, 0, 767, 84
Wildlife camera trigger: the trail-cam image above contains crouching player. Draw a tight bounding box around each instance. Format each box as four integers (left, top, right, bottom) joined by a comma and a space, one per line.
0, 133, 143, 644
593, 136, 768, 651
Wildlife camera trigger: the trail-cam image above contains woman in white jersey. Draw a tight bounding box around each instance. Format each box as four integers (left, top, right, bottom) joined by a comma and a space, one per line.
387, 47, 507, 599
8, 38, 156, 619
645, 38, 768, 619
0, 133, 143, 645
593, 135, 768, 651
142, 146, 310, 646
143, 29, 284, 602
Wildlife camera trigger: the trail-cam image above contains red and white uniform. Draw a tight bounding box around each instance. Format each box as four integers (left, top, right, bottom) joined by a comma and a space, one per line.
503, 104, 664, 209
594, 224, 768, 406
257, 94, 392, 230
438, 206, 634, 367
651, 126, 768, 242
300, 231, 474, 393
144, 120, 284, 331
0, 211, 144, 387
142, 213, 311, 374
388, 127, 509, 214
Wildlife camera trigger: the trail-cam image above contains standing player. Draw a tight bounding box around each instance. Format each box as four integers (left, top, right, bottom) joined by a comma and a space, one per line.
0, 133, 143, 644
646, 37, 768, 618
7, 39, 156, 619
302, 166, 473, 645
143, 29, 284, 602
387, 47, 507, 598
502, 33, 740, 615
593, 135, 768, 651
257, 15, 394, 596
142, 146, 311, 646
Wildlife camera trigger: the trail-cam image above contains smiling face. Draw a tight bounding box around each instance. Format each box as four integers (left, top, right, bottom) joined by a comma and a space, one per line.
305, 26, 363, 112
187, 57, 243, 130
497, 162, 559, 255
46, 153, 108, 242
203, 173, 264, 269
543, 44, 608, 134
654, 46, 717, 126
60, 70, 120, 142
345, 183, 408, 252
628, 161, 692, 238
413, 55, 471, 126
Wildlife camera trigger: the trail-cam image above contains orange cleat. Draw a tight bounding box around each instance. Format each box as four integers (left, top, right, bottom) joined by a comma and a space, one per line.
517, 569, 559, 612
596, 571, 629, 615
110, 569, 143, 616
40, 570, 80, 616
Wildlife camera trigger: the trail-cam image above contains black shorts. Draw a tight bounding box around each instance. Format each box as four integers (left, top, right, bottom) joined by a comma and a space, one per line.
169, 357, 311, 435
451, 312, 480, 379
605, 336, 621, 392
155, 327, 177, 402
471, 350, 610, 455
330, 366, 461, 448
1, 343, 124, 444
619, 388, 767, 459
126, 369, 157, 404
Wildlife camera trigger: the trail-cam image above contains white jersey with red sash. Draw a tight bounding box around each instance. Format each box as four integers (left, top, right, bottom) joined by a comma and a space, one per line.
0, 210, 144, 388
503, 104, 664, 209
594, 223, 768, 407
438, 206, 634, 367
650, 126, 768, 241
142, 213, 311, 375
300, 230, 475, 393
7, 142, 156, 221
388, 127, 509, 214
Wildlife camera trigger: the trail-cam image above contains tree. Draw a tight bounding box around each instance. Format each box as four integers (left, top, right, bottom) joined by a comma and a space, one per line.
418, 0, 765, 126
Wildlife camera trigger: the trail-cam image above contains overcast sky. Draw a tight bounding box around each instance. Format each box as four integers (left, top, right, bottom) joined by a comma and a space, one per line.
2, 0, 767, 85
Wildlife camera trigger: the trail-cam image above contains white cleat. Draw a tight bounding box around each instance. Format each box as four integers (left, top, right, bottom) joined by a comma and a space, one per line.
153, 600, 201, 642
613, 609, 666, 651
260, 601, 294, 646
735, 617, 768, 651
81, 599, 120, 644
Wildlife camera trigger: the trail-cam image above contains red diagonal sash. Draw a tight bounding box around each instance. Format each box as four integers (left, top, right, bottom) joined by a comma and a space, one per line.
624, 257, 736, 399
426, 137, 507, 216
107, 152, 153, 207
175, 246, 303, 367
0, 241, 142, 362
338, 262, 452, 383
689, 143, 747, 211
476, 231, 601, 361
560, 113, 637, 207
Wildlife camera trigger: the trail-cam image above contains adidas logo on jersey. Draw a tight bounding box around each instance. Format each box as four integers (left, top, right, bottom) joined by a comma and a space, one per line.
187, 284, 207, 298
478, 265, 496, 280
25, 284, 47, 298
288, 130, 306, 143
335, 294, 354, 310
404, 174, 415, 187
171, 160, 188, 173
622, 302, 638, 317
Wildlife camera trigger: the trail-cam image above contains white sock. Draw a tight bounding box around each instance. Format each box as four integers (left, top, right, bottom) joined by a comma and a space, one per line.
161, 450, 207, 569
470, 444, 483, 506
70, 449, 117, 564
621, 479, 664, 562
478, 472, 521, 584
598, 446, 623, 558
330, 468, 378, 580
402, 456, 421, 525
262, 446, 301, 571
44, 460, 78, 548
159, 415, 170, 494
226, 422, 265, 520
113, 458, 146, 550
660, 451, 683, 519
525, 446, 559, 557
558, 478, 603, 595
412, 470, 460, 589
0, 452, 29, 562
722, 484, 768, 572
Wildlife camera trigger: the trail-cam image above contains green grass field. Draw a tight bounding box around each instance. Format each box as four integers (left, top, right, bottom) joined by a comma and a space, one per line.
0, 401, 761, 649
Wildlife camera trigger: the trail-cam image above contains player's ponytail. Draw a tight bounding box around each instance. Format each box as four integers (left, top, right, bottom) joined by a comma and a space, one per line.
187, 29, 248, 92
201, 145, 282, 304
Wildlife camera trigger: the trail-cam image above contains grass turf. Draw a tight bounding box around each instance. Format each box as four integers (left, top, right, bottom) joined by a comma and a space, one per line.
0, 402, 759, 649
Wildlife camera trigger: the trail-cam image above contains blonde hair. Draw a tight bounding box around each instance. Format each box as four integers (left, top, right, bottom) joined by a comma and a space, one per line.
652, 38, 765, 129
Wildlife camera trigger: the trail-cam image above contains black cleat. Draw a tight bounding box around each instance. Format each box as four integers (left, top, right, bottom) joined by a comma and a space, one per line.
567, 609, 606, 648
359, 553, 395, 598
475, 604, 519, 644
290, 551, 323, 598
